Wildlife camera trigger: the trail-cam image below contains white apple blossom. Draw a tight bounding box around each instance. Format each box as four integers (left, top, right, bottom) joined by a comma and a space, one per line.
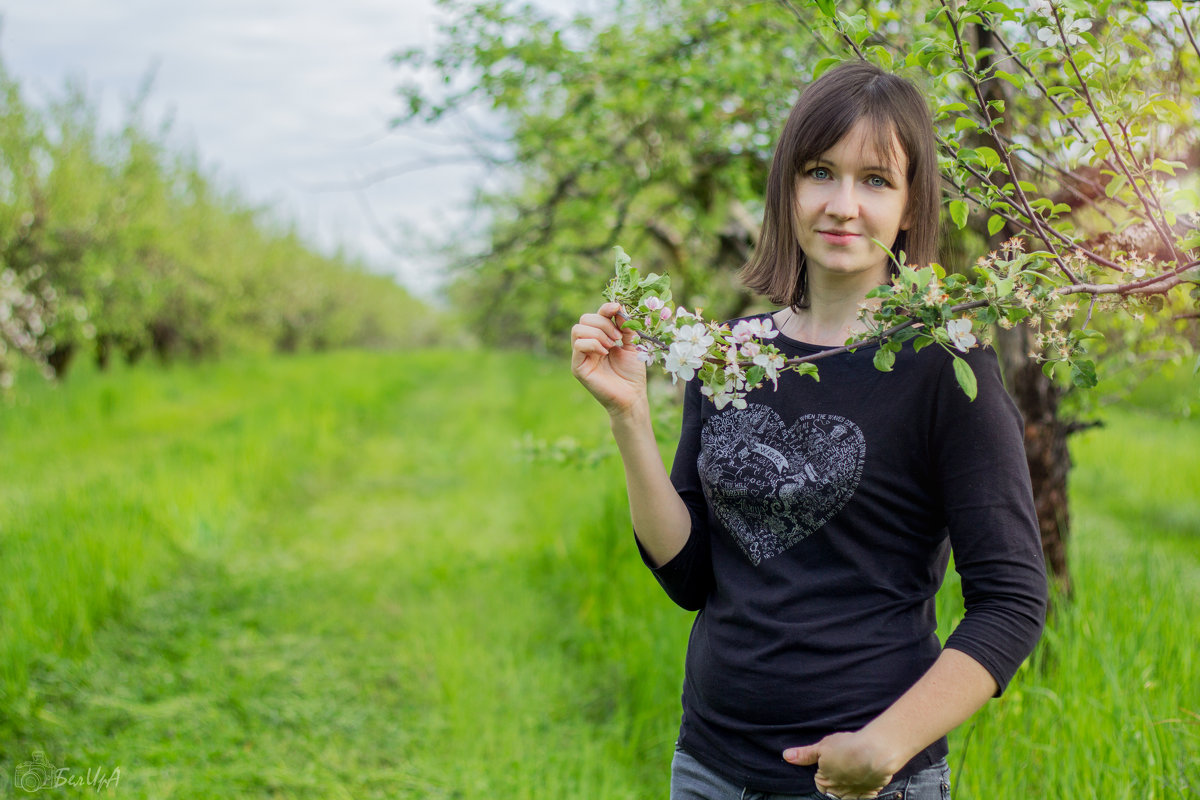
732, 317, 780, 343
746, 317, 780, 339
731, 320, 756, 344
1038, 16, 1091, 46
674, 306, 697, 321
702, 383, 747, 410
1028, 0, 1054, 18
675, 322, 715, 351
946, 318, 977, 353
753, 351, 786, 389
643, 296, 664, 312
664, 341, 705, 383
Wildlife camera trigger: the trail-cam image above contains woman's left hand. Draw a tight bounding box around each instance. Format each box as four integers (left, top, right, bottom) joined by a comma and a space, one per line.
782, 731, 898, 799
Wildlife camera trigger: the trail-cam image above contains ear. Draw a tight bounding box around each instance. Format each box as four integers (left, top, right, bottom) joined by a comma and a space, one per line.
899, 201, 914, 232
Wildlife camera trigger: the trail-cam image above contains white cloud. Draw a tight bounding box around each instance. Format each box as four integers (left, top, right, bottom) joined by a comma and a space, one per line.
0, 0, 479, 298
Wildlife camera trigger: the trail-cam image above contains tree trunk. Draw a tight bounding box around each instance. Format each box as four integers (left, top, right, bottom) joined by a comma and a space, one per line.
994, 325, 1072, 598
46, 342, 74, 378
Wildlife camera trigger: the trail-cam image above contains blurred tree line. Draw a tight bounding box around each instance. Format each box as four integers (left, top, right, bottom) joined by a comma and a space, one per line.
0, 55, 433, 387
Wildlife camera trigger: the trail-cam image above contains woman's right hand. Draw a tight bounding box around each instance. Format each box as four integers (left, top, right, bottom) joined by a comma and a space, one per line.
570, 302, 648, 418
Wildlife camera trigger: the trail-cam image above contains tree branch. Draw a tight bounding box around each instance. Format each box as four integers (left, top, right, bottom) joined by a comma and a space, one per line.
1053, 5, 1180, 263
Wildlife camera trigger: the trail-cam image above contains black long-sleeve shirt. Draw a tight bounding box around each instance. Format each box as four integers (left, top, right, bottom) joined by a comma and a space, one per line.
639, 319, 1047, 793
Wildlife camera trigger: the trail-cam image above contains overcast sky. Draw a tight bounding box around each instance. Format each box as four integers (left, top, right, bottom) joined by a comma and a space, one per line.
0, 0, 486, 297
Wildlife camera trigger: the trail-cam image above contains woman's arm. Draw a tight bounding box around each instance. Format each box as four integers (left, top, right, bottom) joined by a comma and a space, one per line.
783, 648, 996, 797
571, 302, 691, 566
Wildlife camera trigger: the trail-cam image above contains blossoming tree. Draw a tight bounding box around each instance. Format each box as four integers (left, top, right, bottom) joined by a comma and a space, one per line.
395, 0, 1200, 592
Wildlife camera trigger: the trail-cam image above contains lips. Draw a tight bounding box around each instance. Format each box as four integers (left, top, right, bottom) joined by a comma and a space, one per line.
818, 230, 860, 245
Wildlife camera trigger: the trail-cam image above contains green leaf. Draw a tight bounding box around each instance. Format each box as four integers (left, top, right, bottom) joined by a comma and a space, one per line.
874, 345, 896, 372
994, 70, 1023, 88
795, 363, 820, 381
619, 317, 645, 331
1122, 33, 1155, 57
1070, 359, 1098, 389
1150, 158, 1186, 176
914, 267, 933, 292
954, 116, 979, 133
1181, 228, 1200, 252
912, 335, 933, 354
987, 214, 1005, 237
949, 199, 969, 230
975, 146, 1001, 170
813, 56, 842, 79
613, 245, 631, 269
1105, 174, 1128, 199
952, 356, 977, 401
1150, 95, 1185, 117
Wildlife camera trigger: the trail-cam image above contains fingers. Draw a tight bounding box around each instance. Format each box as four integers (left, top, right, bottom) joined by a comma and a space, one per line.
782, 745, 820, 766
575, 308, 626, 342
571, 337, 610, 360
598, 300, 624, 319
571, 321, 622, 352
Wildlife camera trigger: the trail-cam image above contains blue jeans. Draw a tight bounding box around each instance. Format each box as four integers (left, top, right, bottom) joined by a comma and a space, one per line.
669, 746, 951, 800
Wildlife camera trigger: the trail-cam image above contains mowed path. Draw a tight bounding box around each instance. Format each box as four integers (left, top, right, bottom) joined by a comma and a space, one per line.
2, 351, 667, 798
9, 352, 1195, 797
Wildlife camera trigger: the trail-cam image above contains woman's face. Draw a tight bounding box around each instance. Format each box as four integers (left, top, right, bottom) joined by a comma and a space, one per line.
792, 118, 911, 287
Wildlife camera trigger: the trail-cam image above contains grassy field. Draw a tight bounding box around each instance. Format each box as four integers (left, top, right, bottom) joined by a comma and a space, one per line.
0, 351, 1196, 797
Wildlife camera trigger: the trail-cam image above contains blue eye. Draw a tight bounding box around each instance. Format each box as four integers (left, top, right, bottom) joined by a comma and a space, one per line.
867, 175, 890, 188
809, 167, 831, 180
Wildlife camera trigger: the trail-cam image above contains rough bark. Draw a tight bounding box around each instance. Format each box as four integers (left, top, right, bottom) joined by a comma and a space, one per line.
995, 325, 1072, 597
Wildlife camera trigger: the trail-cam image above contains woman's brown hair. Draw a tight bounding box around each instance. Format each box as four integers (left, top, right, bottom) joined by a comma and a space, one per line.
740, 61, 940, 309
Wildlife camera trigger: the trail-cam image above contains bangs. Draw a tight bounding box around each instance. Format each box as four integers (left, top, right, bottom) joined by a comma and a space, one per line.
791, 109, 907, 182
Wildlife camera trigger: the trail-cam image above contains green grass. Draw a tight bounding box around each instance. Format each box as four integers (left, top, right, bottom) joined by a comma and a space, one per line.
0, 351, 1197, 797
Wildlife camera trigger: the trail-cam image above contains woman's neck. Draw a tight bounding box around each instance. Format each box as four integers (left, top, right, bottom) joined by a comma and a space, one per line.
775, 273, 883, 346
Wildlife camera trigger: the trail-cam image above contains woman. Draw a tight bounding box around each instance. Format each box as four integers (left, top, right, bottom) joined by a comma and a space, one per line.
570, 62, 1047, 800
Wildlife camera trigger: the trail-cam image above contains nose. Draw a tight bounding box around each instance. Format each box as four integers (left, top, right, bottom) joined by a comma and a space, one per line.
825, 179, 859, 221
